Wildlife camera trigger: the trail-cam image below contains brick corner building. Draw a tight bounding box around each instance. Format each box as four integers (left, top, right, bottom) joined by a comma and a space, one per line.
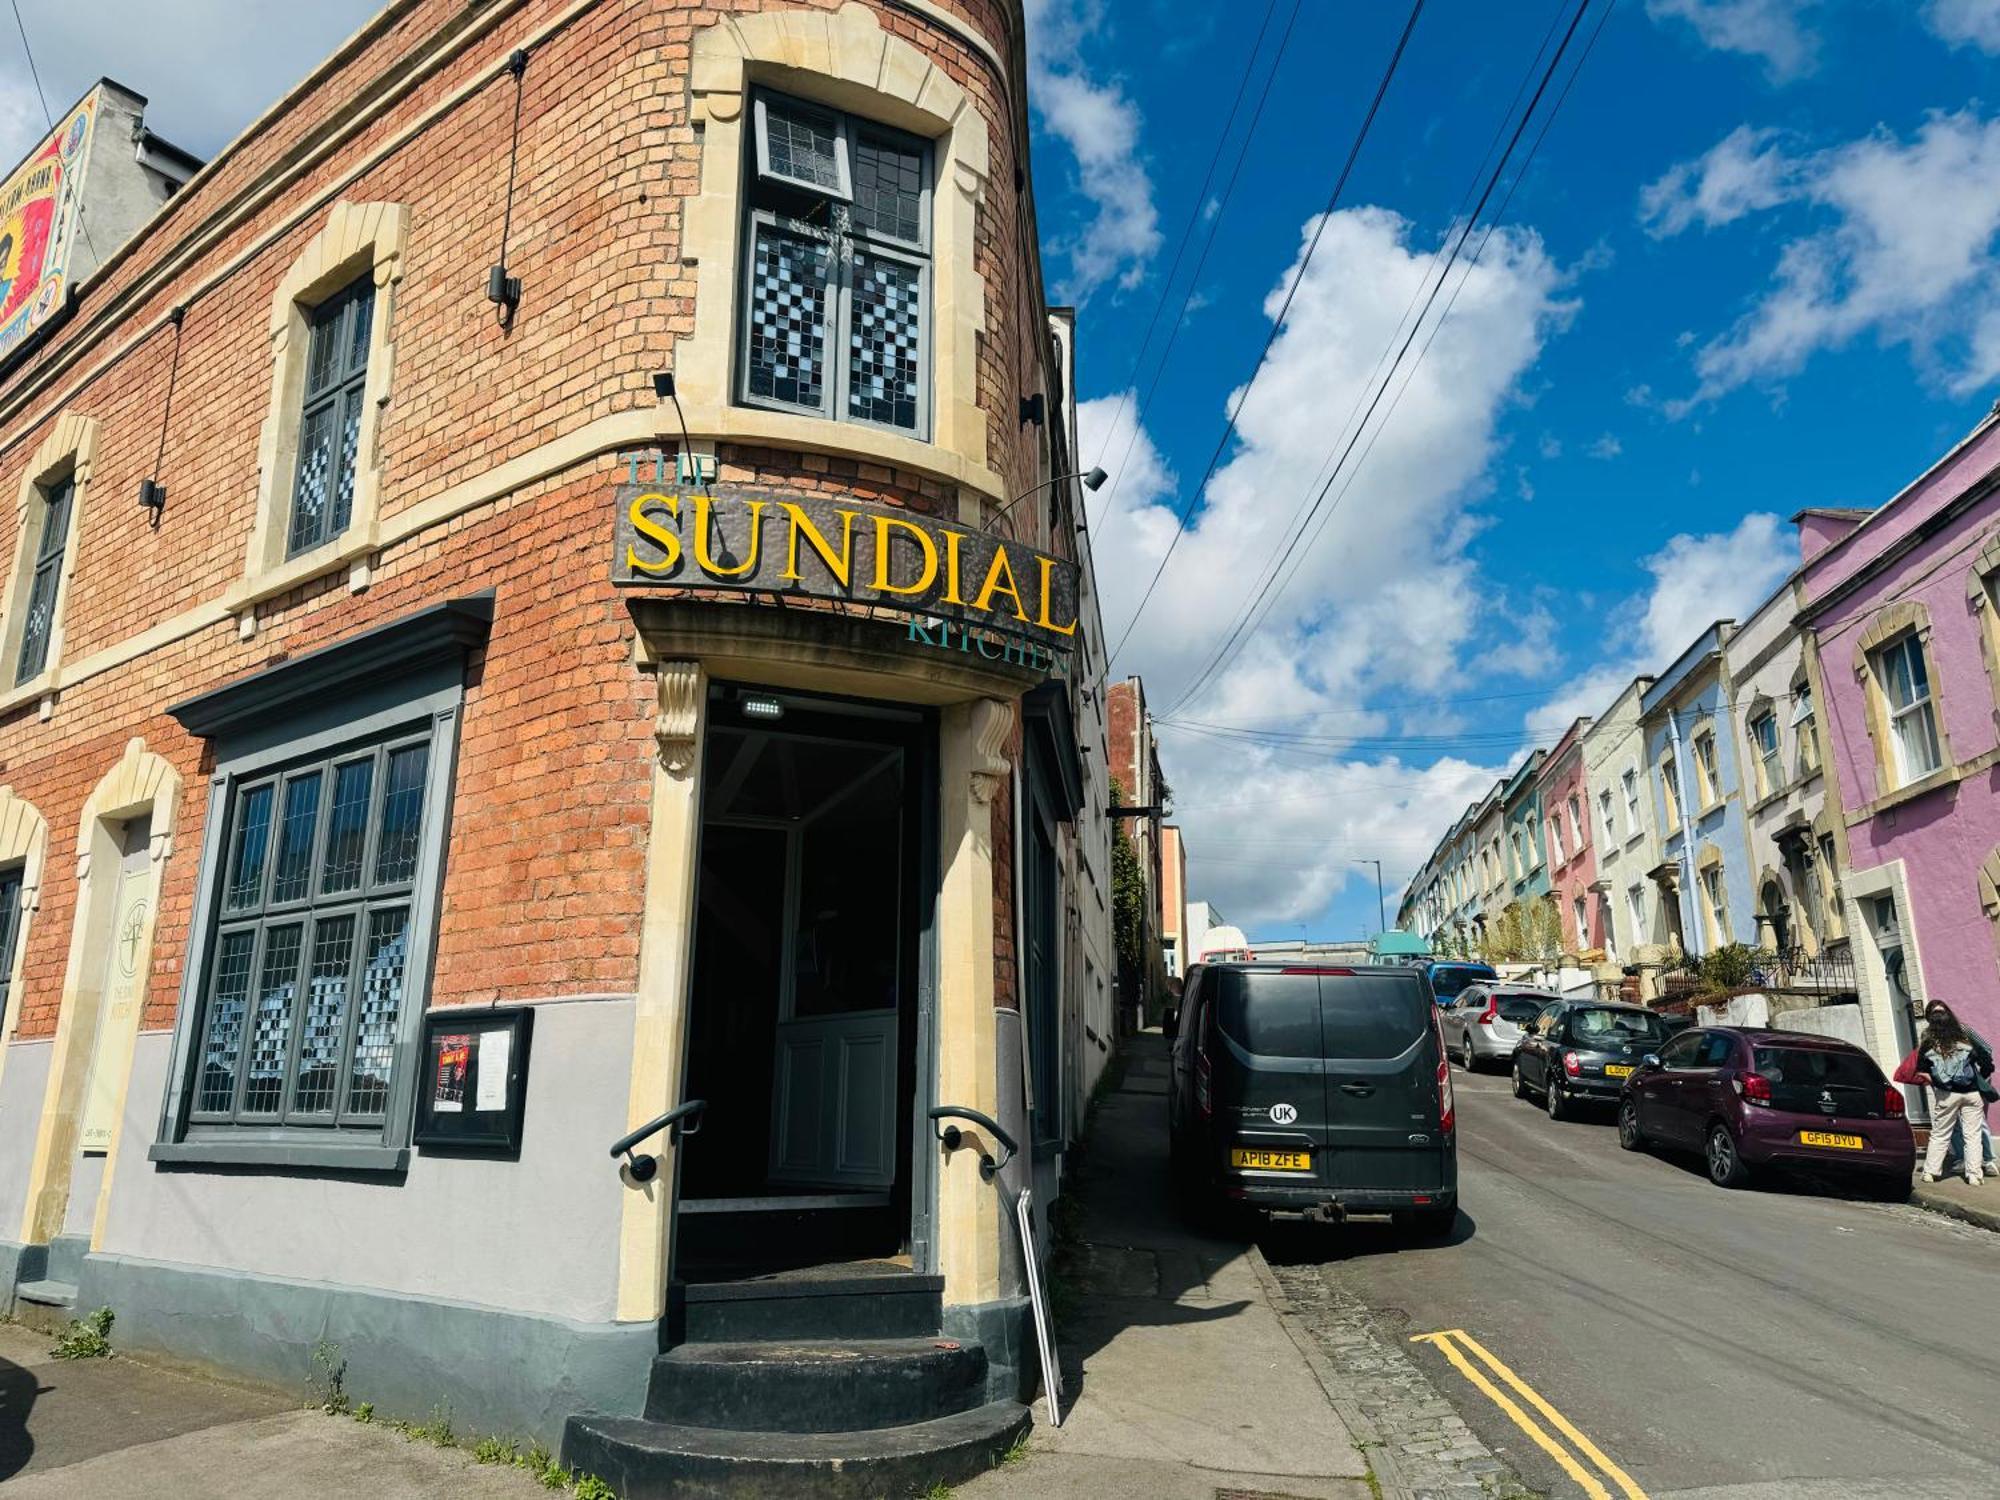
0, 3, 1111, 1489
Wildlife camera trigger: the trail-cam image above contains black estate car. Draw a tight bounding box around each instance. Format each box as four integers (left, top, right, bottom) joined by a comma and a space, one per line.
1167, 961, 1457, 1235
1512, 998, 1671, 1119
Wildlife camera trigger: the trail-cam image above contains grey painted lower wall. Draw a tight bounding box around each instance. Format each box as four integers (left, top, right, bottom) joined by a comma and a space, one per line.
103, 997, 636, 1324
81, 1250, 657, 1449
62, 1152, 104, 1238
942, 1295, 1034, 1405
0, 1039, 52, 1235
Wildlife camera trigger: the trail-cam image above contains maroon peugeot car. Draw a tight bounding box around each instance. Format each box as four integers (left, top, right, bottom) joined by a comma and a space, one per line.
1617, 1026, 1913, 1196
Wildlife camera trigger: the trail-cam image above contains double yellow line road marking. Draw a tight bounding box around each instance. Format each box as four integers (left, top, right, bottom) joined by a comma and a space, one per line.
1410, 1329, 1648, 1500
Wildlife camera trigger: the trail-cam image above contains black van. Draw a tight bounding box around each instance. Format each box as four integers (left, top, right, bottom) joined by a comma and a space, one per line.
1167, 961, 1456, 1234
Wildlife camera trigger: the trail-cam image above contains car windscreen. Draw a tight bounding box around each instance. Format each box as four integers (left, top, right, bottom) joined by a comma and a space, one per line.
1751, 1046, 1880, 1090
1214, 972, 1323, 1059
1492, 994, 1547, 1023
1568, 1007, 1666, 1045
1429, 965, 1494, 1000
1322, 973, 1432, 1060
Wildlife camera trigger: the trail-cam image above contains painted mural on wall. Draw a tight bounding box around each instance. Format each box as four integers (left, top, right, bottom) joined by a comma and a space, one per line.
0, 86, 96, 363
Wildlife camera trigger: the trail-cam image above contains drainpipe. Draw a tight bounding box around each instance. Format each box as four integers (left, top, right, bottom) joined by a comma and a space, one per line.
1664, 707, 1704, 959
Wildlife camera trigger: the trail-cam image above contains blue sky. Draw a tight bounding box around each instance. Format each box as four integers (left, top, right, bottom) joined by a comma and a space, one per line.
4, 0, 1998, 944
1025, 0, 2000, 942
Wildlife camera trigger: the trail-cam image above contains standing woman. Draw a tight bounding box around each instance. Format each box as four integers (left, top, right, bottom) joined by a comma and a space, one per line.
1917, 1001, 1990, 1187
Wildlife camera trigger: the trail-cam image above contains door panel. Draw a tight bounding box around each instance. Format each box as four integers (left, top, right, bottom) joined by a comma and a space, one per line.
1318, 973, 1442, 1193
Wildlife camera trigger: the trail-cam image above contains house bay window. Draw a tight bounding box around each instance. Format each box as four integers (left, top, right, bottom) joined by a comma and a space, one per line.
155, 595, 489, 1169
1876, 633, 1942, 785
740, 92, 931, 437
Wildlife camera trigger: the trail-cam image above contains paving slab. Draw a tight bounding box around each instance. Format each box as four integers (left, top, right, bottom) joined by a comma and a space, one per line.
1911, 1169, 2000, 1233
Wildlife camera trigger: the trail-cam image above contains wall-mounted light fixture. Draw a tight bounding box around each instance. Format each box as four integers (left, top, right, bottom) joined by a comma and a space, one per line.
138, 304, 187, 527
739, 693, 785, 722
652, 370, 713, 488
486, 49, 529, 326
982, 466, 1107, 535
1019, 392, 1045, 428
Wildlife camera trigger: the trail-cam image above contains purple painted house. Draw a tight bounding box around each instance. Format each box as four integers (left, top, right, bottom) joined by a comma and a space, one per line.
1797, 413, 2000, 1071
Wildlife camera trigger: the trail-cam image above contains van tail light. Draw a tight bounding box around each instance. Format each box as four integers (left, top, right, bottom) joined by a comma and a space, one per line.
1884, 1085, 1906, 1119
1738, 1072, 1772, 1106
1562, 1050, 1581, 1077
1432, 1012, 1455, 1135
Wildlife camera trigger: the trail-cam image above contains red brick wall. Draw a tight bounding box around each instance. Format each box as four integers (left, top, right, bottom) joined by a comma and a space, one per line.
0, 0, 1045, 1040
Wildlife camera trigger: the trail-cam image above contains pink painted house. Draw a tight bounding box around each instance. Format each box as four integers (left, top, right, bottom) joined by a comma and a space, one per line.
1537, 717, 1604, 958
1797, 413, 2000, 1066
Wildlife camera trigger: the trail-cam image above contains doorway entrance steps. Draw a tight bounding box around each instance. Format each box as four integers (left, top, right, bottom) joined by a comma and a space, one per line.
561, 1270, 1030, 1499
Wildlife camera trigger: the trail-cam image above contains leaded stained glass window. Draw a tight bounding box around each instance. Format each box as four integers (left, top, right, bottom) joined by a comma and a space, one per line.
740, 91, 931, 437
287, 277, 374, 558
16, 472, 73, 685
190, 727, 433, 1127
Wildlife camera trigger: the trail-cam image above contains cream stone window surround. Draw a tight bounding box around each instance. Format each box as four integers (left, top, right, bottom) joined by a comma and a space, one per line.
1695, 842, 1729, 950
1969, 530, 2000, 717
0, 788, 49, 1116
678, 3, 1001, 504
1852, 601, 1953, 799
0, 413, 99, 705
232, 201, 408, 624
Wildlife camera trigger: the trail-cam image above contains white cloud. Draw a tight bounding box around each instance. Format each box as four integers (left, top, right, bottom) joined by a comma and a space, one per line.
1024, 0, 1161, 300
1086, 205, 1574, 928
1639, 125, 1798, 236
1538, 432, 1563, 459
0, 1, 378, 171
1658, 109, 2000, 410
1926, 0, 2000, 52
1645, 0, 1821, 83
1527, 512, 1794, 740
1587, 433, 1623, 460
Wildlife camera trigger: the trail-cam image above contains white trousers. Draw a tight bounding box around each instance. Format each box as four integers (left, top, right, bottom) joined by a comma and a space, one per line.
1927, 1090, 1986, 1181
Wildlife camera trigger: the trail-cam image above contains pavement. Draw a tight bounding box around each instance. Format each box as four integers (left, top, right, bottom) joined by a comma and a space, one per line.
960, 1034, 1376, 1500
1283, 1058, 2000, 1500
1910, 1164, 2000, 1233
0, 1319, 558, 1498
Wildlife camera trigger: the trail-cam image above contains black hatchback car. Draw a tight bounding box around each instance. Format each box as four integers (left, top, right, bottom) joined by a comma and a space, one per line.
1167, 962, 1456, 1234
1512, 998, 1671, 1119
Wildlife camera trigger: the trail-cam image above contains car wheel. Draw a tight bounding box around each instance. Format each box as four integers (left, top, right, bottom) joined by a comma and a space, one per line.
1458, 1034, 1476, 1071
1617, 1096, 1646, 1152
1512, 1059, 1529, 1099
1545, 1074, 1567, 1121
1706, 1123, 1750, 1188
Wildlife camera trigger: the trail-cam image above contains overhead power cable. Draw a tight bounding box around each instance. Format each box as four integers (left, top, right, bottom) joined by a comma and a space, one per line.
1103, 0, 1428, 670
1165, 0, 1603, 716
9, 0, 100, 266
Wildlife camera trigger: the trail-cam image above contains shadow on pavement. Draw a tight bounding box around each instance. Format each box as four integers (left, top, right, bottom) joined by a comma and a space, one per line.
0, 1352, 41, 1481
1258, 1207, 1479, 1269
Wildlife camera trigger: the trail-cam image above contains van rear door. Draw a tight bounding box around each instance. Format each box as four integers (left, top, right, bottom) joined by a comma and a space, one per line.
1318, 969, 1445, 1192
1210, 969, 1330, 1184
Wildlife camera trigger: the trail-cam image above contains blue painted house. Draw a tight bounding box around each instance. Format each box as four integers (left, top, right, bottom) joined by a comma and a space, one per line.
1501, 749, 1550, 907
1640, 622, 1755, 957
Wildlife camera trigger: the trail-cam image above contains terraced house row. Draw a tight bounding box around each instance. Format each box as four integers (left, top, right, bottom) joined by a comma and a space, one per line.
1401, 410, 2000, 1091
0, 3, 1119, 1494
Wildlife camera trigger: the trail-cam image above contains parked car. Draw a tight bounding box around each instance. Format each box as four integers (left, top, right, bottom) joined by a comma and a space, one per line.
1441, 984, 1553, 1070
1513, 999, 1671, 1119
1423, 959, 1497, 1005
1618, 1027, 1913, 1195
1168, 961, 1457, 1235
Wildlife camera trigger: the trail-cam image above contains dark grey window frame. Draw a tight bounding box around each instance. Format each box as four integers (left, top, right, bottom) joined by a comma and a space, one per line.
16, 469, 74, 684
736, 88, 933, 440
286, 276, 375, 559
153, 597, 488, 1173
0, 863, 22, 1020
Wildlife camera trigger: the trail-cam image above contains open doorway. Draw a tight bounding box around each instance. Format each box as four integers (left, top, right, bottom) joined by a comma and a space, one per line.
676, 687, 932, 1283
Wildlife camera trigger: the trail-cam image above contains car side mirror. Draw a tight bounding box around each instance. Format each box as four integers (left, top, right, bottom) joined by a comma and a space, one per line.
1162, 1008, 1179, 1039
1641, 1054, 1661, 1071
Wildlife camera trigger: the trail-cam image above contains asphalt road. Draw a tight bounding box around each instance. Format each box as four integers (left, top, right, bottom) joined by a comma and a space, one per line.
1261, 1062, 2000, 1500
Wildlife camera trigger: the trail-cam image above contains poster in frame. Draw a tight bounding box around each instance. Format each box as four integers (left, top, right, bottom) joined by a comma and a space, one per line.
412, 1006, 534, 1154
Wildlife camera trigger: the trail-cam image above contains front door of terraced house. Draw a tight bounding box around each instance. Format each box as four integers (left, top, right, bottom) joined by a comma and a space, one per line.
676, 687, 931, 1280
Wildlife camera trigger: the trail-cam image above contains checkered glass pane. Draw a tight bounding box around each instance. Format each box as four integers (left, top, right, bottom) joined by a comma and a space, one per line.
243, 923, 303, 1114
320, 759, 373, 894
332, 387, 363, 537
306, 308, 342, 395
374, 744, 429, 885
198, 931, 256, 1112
292, 915, 356, 1115
15, 559, 58, 683
848, 252, 922, 430
851, 136, 922, 243
348, 908, 409, 1116
746, 223, 832, 412
346, 286, 374, 375
763, 101, 841, 190
288, 402, 337, 553
270, 773, 323, 905
225, 785, 275, 912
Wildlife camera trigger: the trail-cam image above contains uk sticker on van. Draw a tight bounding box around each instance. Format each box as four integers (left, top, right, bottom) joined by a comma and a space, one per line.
1269, 1103, 1298, 1124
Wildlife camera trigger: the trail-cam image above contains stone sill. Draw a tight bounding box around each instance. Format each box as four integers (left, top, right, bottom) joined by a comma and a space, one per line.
150, 1139, 408, 1173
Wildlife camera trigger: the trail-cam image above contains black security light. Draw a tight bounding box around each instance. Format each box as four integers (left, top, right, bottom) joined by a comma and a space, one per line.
982, 467, 1108, 535
138, 304, 187, 527
487, 49, 530, 326
1019, 393, 1045, 427
652, 369, 708, 490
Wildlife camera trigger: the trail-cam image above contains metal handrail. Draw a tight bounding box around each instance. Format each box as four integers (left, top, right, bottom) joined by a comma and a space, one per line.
610, 1098, 706, 1184
928, 1104, 1017, 1181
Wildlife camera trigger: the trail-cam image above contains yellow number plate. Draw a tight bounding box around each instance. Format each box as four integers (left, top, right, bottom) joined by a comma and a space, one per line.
1231, 1148, 1311, 1171
1604, 1065, 1635, 1078
1799, 1130, 1864, 1149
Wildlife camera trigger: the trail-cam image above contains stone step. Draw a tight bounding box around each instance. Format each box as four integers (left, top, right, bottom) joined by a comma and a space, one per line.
562, 1398, 1030, 1500
645, 1337, 988, 1432
675, 1272, 944, 1343
13, 1279, 79, 1335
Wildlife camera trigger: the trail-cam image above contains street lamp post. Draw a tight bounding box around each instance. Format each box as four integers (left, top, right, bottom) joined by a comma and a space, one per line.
1358, 859, 1386, 934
